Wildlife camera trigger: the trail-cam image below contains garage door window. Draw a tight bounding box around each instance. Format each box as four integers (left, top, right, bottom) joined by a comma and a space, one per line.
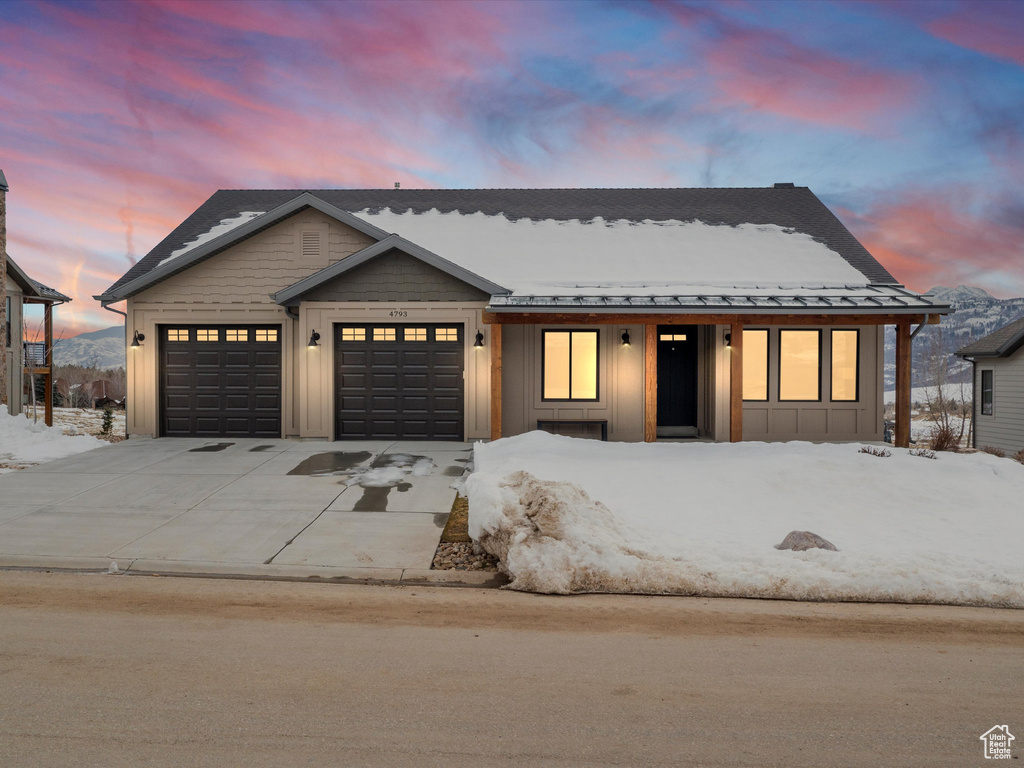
256, 329, 278, 342
167, 329, 188, 342
435, 328, 459, 341
405, 328, 428, 341
373, 328, 396, 341
340, 327, 365, 342
196, 329, 219, 342
226, 329, 249, 342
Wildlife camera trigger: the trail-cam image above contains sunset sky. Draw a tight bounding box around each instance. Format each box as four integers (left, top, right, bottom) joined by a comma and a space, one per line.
1, 0, 1022, 335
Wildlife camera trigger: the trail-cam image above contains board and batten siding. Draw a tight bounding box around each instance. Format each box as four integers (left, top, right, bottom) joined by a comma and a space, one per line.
3, 273, 23, 415
974, 355, 1024, 454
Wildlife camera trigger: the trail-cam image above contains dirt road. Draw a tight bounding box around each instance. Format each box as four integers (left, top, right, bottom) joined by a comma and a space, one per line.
1, 571, 1020, 767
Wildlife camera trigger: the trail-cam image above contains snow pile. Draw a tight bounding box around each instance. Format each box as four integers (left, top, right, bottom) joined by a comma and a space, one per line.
468, 432, 1024, 607
344, 453, 435, 488
354, 209, 868, 295
160, 211, 265, 265
0, 405, 105, 472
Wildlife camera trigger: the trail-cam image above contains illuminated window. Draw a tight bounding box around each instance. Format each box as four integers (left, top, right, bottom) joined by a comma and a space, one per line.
373, 327, 396, 341
831, 330, 859, 401
166, 329, 189, 342
405, 328, 427, 341
255, 329, 278, 342
779, 330, 820, 401
742, 330, 769, 401
435, 328, 459, 342
543, 330, 598, 400
981, 370, 993, 415
225, 329, 248, 342
659, 333, 688, 341
196, 329, 219, 342
340, 327, 365, 342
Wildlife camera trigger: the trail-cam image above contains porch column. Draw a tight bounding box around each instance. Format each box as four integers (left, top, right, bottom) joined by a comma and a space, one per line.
489, 323, 502, 442
895, 320, 911, 448
44, 302, 53, 426
730, 323, 743, 442
644, 324, 657, 442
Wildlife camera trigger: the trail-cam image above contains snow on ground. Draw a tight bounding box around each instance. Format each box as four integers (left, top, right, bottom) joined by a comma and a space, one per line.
467, 432, 1024, 607
883, 385, 972, 405
0, 405, 107, 473
355, 209, 868, 295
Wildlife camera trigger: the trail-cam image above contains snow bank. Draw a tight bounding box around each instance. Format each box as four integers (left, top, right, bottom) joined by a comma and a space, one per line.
468, 433, 1024, 607
0, 405, 106, 471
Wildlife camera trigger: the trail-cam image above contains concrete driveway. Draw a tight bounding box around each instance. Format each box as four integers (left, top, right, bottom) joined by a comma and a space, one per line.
0, 437, 488, 584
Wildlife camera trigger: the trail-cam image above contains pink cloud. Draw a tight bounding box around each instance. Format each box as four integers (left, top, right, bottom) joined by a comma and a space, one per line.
928, 2, 1024, 67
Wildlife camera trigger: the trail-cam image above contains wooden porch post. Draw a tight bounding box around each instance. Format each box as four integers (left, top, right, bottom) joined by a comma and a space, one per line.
489, 323, 502, 442
730, 323, 743, 442
895, 320, 911, 448
644, 324, 657, 442
44, 302, 53, 427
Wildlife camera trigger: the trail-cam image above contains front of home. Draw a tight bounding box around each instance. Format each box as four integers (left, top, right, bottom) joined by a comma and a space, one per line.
956, 316, 1024, 454
96, 186, 949, 446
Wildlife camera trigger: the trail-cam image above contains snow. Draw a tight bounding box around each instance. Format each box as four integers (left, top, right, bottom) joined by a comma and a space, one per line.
467, 432, 1024, 607
353, 209, 869, 296
883, 385, 972, 405
160, 211, 265, 266
0, 405, 106, 472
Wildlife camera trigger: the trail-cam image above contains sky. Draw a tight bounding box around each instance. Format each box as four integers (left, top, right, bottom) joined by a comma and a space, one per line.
1, 0, 1023, 336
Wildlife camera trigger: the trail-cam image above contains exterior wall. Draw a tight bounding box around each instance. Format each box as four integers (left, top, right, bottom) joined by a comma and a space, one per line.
500, 323, 645, 442
974, 355, 1024, 454
3, 274, 23, 415
739, 325, 883, 442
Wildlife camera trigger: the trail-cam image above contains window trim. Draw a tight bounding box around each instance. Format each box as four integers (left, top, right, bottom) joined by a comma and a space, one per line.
741, 328, 770, 402
777, 329, 822, 402
541, 329, 600, 402
830, 329, 860, 403
981, 369, 994, 416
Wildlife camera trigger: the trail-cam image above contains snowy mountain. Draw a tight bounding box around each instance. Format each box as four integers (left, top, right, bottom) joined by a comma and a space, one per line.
884, 286, 1024, 391
52, 326, 126, 369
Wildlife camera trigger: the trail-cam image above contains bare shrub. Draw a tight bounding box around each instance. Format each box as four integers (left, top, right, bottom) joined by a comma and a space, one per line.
981, 445, 1006, 458
1013, 449, 1024, 465
859, 446, 891, 458
910, 448, 937, 460
929, 423, 960, 452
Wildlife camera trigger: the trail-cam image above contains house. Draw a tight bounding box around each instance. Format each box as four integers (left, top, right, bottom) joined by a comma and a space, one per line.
955, 315, 1024, 454
2, 170, 71, 426
95, 185, 950, 445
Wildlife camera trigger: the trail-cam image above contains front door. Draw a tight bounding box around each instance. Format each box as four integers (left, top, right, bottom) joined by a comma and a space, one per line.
657, 325, 698, 436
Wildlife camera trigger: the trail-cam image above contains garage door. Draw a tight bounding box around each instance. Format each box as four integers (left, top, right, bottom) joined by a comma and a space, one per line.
160, 325, 282, 437
335, 324, 464, 440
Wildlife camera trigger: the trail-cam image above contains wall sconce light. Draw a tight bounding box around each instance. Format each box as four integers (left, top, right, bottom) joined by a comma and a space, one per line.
130, 330, 145, 348
621, 329, 631, 347
474, 331, 484, 348
308, 329, 321, 348
724, 332, 732, 347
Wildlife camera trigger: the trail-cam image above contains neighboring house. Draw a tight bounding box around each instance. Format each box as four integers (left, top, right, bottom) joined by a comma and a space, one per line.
95, 185, 950, 444
955, 316, 1024, 454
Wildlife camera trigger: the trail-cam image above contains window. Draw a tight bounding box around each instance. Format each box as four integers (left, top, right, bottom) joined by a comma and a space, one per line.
435, 328, 459, 342
659, 333, 688, 341
196, 329, 219, 342
779, 330, 820, 401
166, 329, 189, 342
255, 329, 278, 342
542, 330, 598, 400
831, 330, 859, 401
742, 330, 769, 401
404, 328, 427, 341
225, 329, 248, 342
981, 370, 993, 415
4, 296, 11, 348
340, 327, 365, 342
373, 327, 396, 341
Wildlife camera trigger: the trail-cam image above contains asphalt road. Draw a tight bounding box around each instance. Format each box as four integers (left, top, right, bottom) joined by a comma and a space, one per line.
0, 571, 1020, 767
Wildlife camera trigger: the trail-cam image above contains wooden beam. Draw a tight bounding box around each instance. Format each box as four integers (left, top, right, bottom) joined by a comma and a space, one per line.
44, 302, 53, 427
483, 311, 930, 327
489, 323, 502, 442
895, 321, 911, 448
644, 325, 657, 442
730, 323, 743, 442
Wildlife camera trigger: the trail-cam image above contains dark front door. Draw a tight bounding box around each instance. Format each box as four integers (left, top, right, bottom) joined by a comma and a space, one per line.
657, 325, 698, 431
160, 325, 282, 437
335, 324, 464, 440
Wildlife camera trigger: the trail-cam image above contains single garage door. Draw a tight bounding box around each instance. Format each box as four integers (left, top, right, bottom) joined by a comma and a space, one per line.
160, 325, 282, 437
335, 324, 464, 440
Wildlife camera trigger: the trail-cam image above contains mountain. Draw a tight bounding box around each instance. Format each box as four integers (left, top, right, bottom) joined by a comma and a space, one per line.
884, 286, 1024, 392
51, 326, 126, 369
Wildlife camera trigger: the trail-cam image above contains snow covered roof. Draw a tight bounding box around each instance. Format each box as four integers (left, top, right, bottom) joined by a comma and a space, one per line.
99, 186, 926, 312
955, 315, 1024, 358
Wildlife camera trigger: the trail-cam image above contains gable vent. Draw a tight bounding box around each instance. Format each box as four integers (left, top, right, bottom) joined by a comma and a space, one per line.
300, 230, 322, 259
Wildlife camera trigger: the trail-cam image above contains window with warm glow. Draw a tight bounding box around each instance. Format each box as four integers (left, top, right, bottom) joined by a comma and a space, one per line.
166, 329, 188, 342
196, 329, 219, 342
373, 328, 396, 341
543, 330, 598, 400
831, 330, 858, 401
742, 330, 769, 401
340, 328, 365, 342
659, 333, 688, 341
405, 328, 427, 341
435, 328, 459, 341
225, 329, 248, 342
255, 329, 278, 342
779, 330, 820, 401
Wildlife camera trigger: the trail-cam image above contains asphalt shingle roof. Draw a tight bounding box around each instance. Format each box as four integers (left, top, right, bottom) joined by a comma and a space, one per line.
100, 186, 900, 298
955, 316, 1024, 357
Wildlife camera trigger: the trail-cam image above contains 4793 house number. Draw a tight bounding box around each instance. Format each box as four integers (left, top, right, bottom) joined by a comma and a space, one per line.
389, 310, 408, 318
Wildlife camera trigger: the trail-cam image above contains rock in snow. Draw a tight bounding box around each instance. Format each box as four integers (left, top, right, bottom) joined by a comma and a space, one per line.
776, 531, 838, 552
